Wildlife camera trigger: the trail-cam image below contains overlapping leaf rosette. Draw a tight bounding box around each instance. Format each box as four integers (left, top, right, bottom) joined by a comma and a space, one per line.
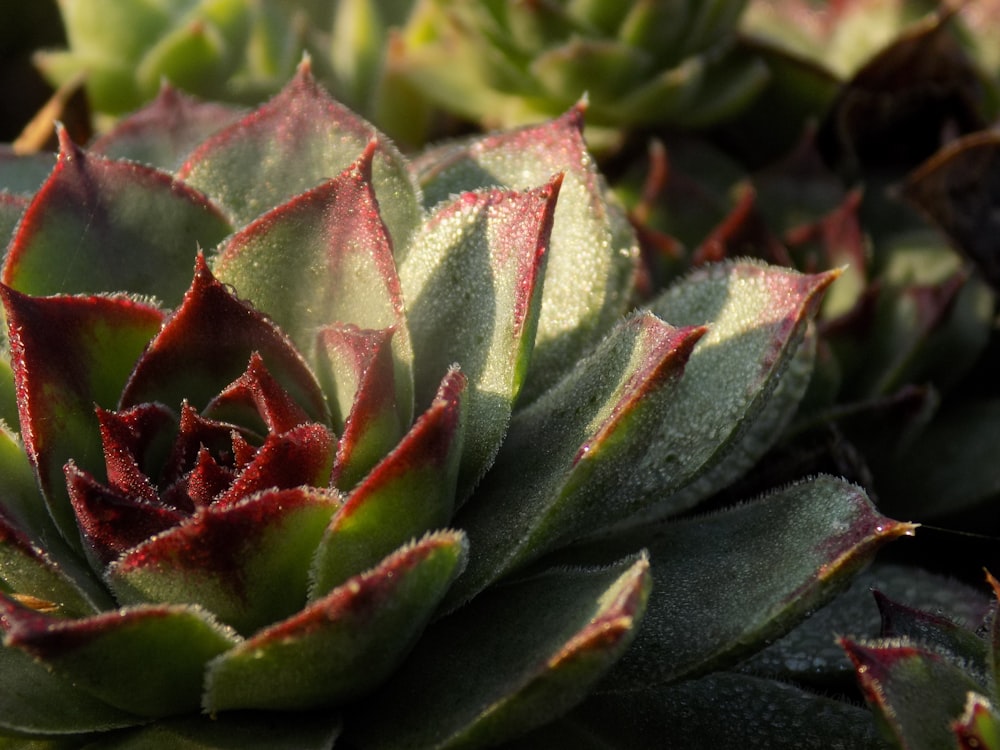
0, 63, 910, 747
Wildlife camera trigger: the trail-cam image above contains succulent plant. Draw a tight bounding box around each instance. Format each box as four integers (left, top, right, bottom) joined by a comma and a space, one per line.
37, 0, 774, 149
390, 0, 769, 134
0, 62, 910, 747
835, 569, 1000, 750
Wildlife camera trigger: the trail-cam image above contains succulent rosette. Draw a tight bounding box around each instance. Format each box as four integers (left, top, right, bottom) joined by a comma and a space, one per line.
392, 0, 768, 133
0, 62, 910, 747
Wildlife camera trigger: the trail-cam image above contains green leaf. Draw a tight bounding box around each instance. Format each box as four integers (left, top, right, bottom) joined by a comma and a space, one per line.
178, 58, 422, 249
529, 671, 886, 749
842, 637, 987, 750
134, 0, 250, 104
0, 422, 111, 614
83, 713, 341, 750
90, 84, 244, 172
351, 555, 650, 749
0, 518, 98, 619
414, 105, 638, 401
0, 149, 55, 195
322, 326, 408, 489
400, 178, 560, 492
448, 313, 703, 606
0, 638, 141, 737
119, 255, 329, 425
1, 600, 240, 718
2, 129, 231, 304
107, 487, 339, 636
608, 261, 837, 532
211, 141, 414, 423
0, 288, 164, 550
203, 530, 467, 712
310, 367, 465, 596
604, 476, 915, 689
743, 562, 991, 690
0, 194, 28, 250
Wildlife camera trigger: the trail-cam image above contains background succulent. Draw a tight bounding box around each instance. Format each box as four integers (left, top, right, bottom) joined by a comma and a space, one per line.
0, 61, 910, 747
34, 0, 772, 148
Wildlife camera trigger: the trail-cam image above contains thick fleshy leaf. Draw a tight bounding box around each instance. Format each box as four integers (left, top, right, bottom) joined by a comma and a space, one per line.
842, 637, 987, 750
902, 132, 1000, 289
742, 562, 991, 690
321, 326, 407, 489
108, 487, 339, 635
90, 83, 245, 172
0, 514, 99, 618
203, 530, 467, 711
448, 313, 703, 606
350, 554, 650, 749
211, 142, 414, 421
414, 105, 638, 400
874, 589, 989, 683
604, 476, 915, 689
529, 671, 885, 749
1, 599, 240, 717
310, 367, 466, 596
400, 178, 560, 491
0, 639, 141, 737
1, 287, 164, 547
2, 129, 231, 303
66, 461, 185, 568
83, 713, 341, 750
954, 693, 1000, 750
204, 352, 312, 436
607, 261, 837, 532
0, 149, 56, 195
0, 193, 28, 249
119, 255, 329, 425
178, 58, 422, 249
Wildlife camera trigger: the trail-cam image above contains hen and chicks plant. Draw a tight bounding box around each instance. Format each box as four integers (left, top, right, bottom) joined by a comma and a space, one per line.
0, 54, 912, 748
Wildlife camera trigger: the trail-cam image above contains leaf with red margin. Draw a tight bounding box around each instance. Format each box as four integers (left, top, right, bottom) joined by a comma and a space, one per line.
414, 104, 638, 402
202, 530, 467, 711
447, 314, 702, 607
177, 58, 422, 251
349, 553, 649, 749
0, 598, 240, 717
211, 423, 335, 507
873, 588, 989, 682
95, 403, 177, 503
953, 693, 1000, 750
601, 476, 916, 690
400, 177, 561, 493
310, 367, 466, 597
319, 326, 406, 489
106, 487, 339, 636
1, 287, 164, 548
609, 261, 838, 532
0, 512, 100, 618
119, 254, 329, 426
841, 637, 986, 750
90, 83, 245, 172
2, 129, 231, 304
204, 352, 312, 436
211, 143, 414, 423
66, 461, 185, 569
